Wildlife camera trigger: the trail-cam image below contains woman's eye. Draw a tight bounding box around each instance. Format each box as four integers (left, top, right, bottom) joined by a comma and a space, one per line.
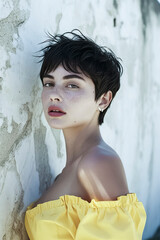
43, 83, 79, 88
67, 84, 79, 89
43, 83, 53, 87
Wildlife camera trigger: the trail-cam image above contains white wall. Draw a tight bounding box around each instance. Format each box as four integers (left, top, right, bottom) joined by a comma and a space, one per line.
0, 0, 160, 239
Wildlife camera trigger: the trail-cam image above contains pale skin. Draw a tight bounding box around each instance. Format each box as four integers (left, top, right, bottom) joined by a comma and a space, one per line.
34, 64, 129, 206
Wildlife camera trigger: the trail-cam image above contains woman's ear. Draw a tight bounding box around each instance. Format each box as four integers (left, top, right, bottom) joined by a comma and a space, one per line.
98, 91, 112, 111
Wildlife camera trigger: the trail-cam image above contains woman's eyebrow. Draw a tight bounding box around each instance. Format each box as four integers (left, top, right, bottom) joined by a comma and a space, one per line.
43, 74, 85, 81
63, 74, 85, 81
43, 74, 54, 79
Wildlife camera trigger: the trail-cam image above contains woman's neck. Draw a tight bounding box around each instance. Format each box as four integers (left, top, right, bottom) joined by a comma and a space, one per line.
62, 122, 103, 168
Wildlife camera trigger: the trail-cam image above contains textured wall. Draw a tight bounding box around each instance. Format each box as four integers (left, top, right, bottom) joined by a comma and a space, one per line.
0, 0, 160, 239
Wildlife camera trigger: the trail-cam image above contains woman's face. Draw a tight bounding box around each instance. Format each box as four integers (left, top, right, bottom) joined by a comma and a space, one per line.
41, 65, 100, 129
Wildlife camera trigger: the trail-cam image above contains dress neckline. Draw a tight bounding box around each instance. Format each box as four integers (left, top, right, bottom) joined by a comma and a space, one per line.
26, 193, 138, 215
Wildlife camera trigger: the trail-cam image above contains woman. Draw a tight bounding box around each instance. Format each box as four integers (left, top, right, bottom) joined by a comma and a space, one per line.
25, 30, 146, 239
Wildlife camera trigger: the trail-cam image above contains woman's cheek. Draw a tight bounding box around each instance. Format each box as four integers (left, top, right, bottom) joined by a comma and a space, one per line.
64, 91, 84, 102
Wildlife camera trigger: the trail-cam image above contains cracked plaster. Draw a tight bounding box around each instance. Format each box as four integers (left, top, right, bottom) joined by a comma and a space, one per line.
0, 0, 160, 239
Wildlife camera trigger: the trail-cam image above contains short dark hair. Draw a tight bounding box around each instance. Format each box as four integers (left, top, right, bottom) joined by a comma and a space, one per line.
38, 29, 123, 125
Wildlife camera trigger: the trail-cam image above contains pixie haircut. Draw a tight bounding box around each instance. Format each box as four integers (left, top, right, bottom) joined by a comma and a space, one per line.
38, 29, 123, 125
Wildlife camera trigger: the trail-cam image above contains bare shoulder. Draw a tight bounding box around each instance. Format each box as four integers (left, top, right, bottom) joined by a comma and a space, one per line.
77, 144, 129, 201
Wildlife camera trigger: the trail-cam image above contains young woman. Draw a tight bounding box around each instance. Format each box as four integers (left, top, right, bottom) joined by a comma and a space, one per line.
25, 30, 146, 239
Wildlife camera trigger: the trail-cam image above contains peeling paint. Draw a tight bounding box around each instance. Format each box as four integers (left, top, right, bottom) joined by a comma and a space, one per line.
0, 0, 160, 239
0, 104, 32, 167
51, 129, 63, 158
5, 59, 11, 69
151, 0, 160, 15
0, 77, 2, 91
34, 123, 52, 195
140, 0, 150, 39
10, 193, 25, 240
113, 0, 118, 10
0, 0, 30, 53
0, 166, 25, 239
0, 0, 14, 20
55, 13, 62, 33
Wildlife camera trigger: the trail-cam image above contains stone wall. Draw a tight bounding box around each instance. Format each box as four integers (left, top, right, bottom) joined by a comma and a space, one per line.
0, 0, 160, 239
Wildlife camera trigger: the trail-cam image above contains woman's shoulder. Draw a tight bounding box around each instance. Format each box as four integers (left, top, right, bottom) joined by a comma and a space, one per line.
77, 143, 129, 201
78, 142, 123, 171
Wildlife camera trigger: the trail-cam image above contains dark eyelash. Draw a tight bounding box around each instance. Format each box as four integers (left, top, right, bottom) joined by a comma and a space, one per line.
43, 83, 79, 88
67, 84, 79, 88
43, 83, 54, 87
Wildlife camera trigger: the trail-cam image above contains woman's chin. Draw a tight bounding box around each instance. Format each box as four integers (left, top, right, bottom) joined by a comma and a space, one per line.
48, 124, 63, 129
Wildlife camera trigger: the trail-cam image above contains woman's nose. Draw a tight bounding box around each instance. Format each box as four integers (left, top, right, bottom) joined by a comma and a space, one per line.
49, 88, 63, 102
50, 97, 60, 102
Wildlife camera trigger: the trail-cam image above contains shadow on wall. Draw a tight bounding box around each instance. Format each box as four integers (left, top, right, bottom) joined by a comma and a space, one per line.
146, 226, 160, 240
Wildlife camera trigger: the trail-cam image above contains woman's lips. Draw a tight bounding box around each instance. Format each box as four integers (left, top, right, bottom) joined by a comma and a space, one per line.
48, 111, 66, 117
48, 105, 66, 117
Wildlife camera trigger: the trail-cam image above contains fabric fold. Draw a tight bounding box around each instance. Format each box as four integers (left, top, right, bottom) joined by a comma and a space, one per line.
25, 193, 146, 240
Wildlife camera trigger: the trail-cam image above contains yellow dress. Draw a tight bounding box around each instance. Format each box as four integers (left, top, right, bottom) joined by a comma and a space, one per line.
25, 193, 146, 240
